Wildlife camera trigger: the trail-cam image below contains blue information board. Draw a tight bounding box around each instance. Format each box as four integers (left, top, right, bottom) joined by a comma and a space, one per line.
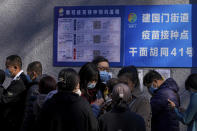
124, 5, 192, 67
54, 5, 195, 67
53, 6, 125, 67
192, 4, 197, 67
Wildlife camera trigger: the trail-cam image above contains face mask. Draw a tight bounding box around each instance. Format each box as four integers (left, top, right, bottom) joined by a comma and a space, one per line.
5, 69, 12, 78
149, 85, 157, 95
26, 74, 32, 83
100, 70, 111, 84
87, 83, 96, 89
75, 89, 82, 96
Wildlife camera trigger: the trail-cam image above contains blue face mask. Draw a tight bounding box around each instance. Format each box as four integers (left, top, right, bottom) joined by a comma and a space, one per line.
87, 83, 96, 89
149, 85, 157, 95
26, 74, 32, 83
100, 70, 111, 84
5, 69, 12, 78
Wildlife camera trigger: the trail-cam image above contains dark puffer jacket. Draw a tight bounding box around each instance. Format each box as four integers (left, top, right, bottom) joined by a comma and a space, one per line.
151, 78, 180, 131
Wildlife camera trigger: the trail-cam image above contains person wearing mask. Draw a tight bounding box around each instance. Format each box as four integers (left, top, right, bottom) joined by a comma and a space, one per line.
5, 55, 29, 87
143, 70, 180, 131
92, 56, 112, 100
21, 61, 44, 131
168, 73, 197, 131
79, 62, 104, 117
26, 61, 43, 96
0, 55, 28, 131
36, 68, 99, 131
118, 65, 151, 131
99, 83, 145, 131
92, 56, 111, 85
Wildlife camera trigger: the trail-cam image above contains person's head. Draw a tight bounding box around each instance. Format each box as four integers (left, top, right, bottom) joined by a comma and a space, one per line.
39, 75, 56, 94
143, 70, 164, 94
58, 68, 80, 95
118, 65, 139, 91
185, 73, 197, 92
0, 69, 5, 85
27, 61, 42, 81
5, 55, 22, 77
92, 56, 111, 84
92, 56, 109, 71
79, 62, 99, 90
106, 78, 120, 94
112, 83, 131, 110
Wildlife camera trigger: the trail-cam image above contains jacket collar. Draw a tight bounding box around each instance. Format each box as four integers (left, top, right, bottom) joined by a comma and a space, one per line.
13, 70, 23, 80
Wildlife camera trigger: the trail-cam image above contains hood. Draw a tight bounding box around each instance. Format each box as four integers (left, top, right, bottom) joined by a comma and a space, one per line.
160, 78, 179, 93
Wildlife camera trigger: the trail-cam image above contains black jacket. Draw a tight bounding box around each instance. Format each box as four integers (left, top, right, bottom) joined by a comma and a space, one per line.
20, 80, 39, 131
99, 106, 146, 131
0, 76, 26, 131
18, 72, 29, 89
36, 92, 99, 131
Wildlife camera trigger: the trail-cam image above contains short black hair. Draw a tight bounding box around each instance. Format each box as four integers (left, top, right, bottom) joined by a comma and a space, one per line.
27, 61, 42, 76
143, 70, 163, 86
92, 56, 109, 66
39, 75, 56, 94
118, 65, 139, 88
58, 68, 80, 92
0, 69, 5, 84
185, 73, 197, 90
79, 62, 99, 90
6, 55, 22, 69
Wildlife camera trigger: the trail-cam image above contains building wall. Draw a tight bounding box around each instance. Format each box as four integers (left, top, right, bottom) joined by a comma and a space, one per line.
0, 0, 191, 130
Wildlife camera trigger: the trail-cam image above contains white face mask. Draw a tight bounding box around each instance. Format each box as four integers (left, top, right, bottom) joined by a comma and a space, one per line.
75, 89, 82, 96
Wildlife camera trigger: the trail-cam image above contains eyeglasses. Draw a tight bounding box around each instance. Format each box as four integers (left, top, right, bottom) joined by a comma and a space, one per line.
97, 66, 110, 72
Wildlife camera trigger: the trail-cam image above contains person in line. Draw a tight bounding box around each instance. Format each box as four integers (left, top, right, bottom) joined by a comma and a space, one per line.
143, 70, 180, 131
92, 56, 111, 85
99, 78, 120, 116
1, 55, 28, 131
36, 68, 99, 131
6, 55, 29, 87
79, 62, 104, 117
33, 75, 56, 117
21, 61, 43, 131
118, 65, 151, 131
99, 83, 146, 131
168, 73, 197, 131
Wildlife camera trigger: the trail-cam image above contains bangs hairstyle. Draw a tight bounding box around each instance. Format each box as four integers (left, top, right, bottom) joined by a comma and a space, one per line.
79, 62, 99, 89
79, 62, 99, 82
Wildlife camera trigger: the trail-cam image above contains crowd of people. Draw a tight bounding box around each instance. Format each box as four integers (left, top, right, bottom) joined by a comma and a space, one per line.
0, 54, 196, 131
